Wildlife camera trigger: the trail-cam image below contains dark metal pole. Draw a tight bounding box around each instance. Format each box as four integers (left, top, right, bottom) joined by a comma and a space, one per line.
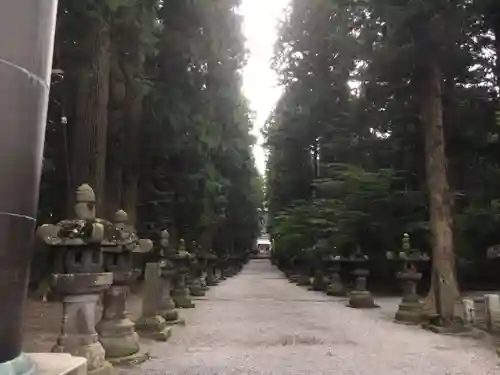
0, 0, 58, 365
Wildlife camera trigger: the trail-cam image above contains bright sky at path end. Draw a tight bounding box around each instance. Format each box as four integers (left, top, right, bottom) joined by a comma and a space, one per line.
240, 0, 290, 176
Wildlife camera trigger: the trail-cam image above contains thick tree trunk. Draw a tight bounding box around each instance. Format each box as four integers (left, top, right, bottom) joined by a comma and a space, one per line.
419, 62, 460, 322
104, 42, 125, 218
122, 84, 143, 224
71, 16, 111, 214
105, 6, 144, 224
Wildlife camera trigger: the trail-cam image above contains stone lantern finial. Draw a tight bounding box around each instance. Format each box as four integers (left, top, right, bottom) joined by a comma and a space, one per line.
74, 184, 96, 220
113, 209, 128, 232
114, 209, 128, 223
76, 183, 96, 203
160, 230, 169, 245
402, 233, 410, 252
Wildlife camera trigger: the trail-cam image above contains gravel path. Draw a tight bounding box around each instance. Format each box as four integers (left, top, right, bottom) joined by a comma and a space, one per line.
121, 259, 500, 375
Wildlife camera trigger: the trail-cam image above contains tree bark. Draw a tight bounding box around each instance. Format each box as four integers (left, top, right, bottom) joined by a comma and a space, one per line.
419, 61, 460, 322
105, 6, 144, 224
122, 80, 143, 224
70, 16, 111, 215
104, 39, 125, 218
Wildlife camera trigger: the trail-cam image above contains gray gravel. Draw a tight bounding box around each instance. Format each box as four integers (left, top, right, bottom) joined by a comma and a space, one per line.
121, 260, 500, 375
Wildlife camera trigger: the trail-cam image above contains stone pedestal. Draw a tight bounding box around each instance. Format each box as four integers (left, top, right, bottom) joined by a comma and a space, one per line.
135, 263, 172, 341
188, 256, 206, 297
189, 277, 205, 297
206, 265, 218, 286
394, 271, 424, 324
348, 268, 377, 309
172, 274, 195, 309
158, 277, 183, 325
484, 294, 500, 331
52, 283, 114, 375
200, 272, 209, 291
296, 273, 311, 286
27, 353, 87, 375
288, 271, 301, 283
218, 268, 227, 281
326, 264, 346, 297
157, 230, 183, 325
461, 298, 475, 325
311, 270, 326, 291
97, 285, 143, 364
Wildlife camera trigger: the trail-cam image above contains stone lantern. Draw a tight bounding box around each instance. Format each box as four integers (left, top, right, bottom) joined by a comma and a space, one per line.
96, 209, 153, 364
204, 249, 219, 286
171, 239, 195, 308
37, 184, 115, 375
346, 246, 377, 308
157, 230, 184, 325
188, 241, 206, 297
226, 253, 241, 277
310, 239, 330, 292
386, 233, 431, 324
325, 249, 347, 297
217, 252, 229, 281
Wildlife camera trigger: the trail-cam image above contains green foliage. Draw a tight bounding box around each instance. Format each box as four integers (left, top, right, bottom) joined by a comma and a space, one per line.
265, 0, 500, 276
137, 0, 262, 254
41, 0, 262, 258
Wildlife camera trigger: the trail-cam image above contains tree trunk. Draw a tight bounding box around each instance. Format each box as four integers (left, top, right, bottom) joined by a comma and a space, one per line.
419, 61, 460, 322
122, 78, 143, 224
70, 16, 111, 214
104, 6, 144, 224
121, 18, 144, 224
104, 40, 125, 218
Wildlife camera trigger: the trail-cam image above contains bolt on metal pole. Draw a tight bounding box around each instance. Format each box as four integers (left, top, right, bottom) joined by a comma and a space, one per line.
0, 0, 58, 369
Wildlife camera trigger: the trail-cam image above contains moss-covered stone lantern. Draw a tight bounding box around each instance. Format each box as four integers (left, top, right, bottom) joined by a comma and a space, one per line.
386, 233, 431, 324
187, 240, 206, 297
171, 239, 195, 308
96, 209, 153, 364
157, 230, 184, 324
346, 246, 377, 309
37, 184, 115, 375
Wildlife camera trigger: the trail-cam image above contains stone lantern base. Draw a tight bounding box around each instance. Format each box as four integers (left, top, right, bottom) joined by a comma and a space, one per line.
206, 273, 218, 286
135, 315, 172, 342
172, 287, 195, 308
200, 273, 209, 291
310, 273, 326, 291
348, 290, 378, 309
394, 271, 424, 324
97, 318, 149, 365
395, 299, 424, 324
394, 272, 424, 324
288, 273, 301, 283
296, 274, 311, 286
161, 307, 180, 322
158, 300, 185, 325
326, 281, 346, 297
189, 278, 206, 297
